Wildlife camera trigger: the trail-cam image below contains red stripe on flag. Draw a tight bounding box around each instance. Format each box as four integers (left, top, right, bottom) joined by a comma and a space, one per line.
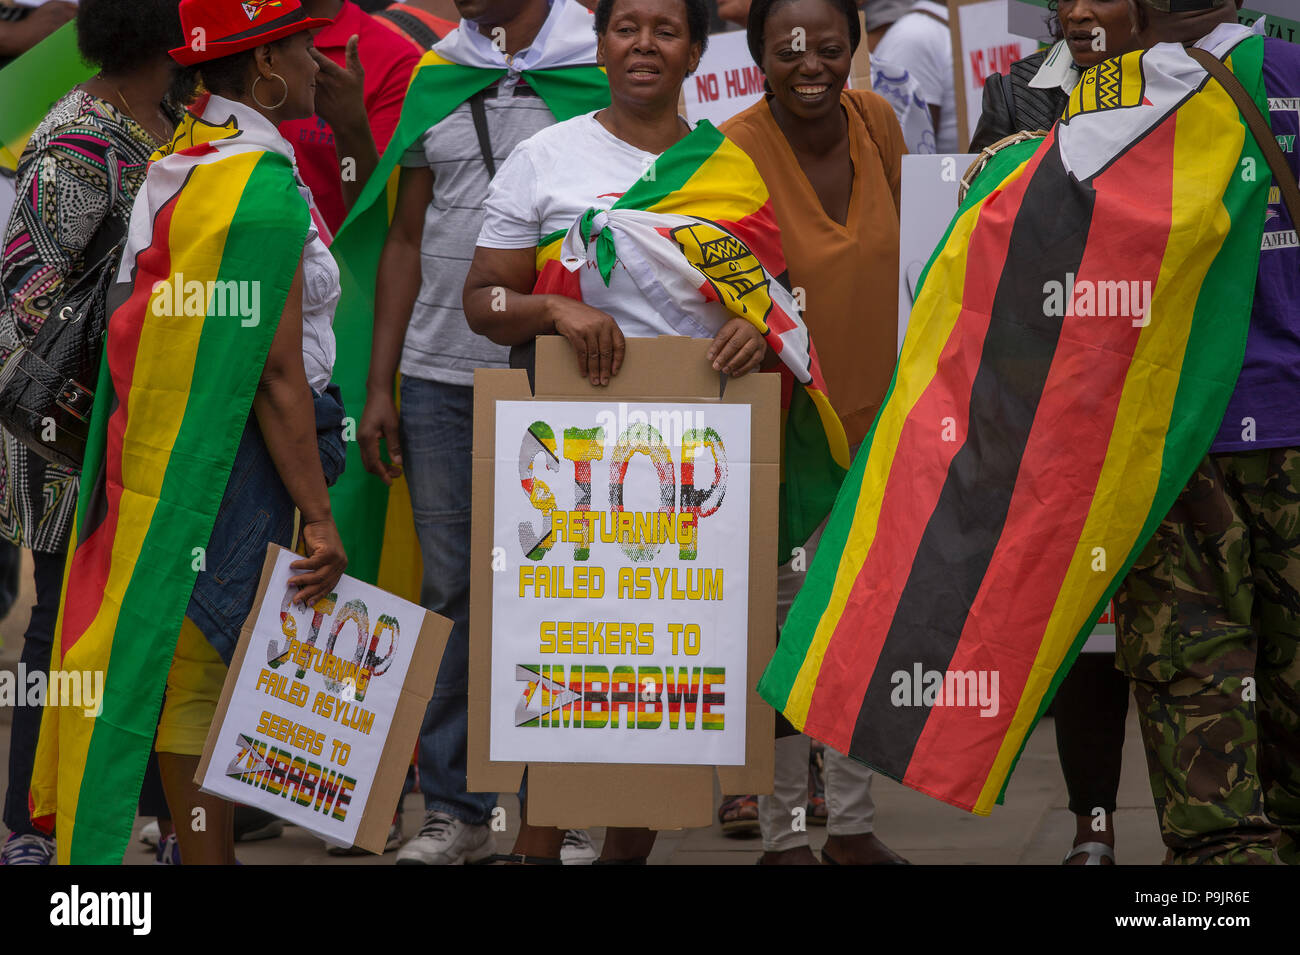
902, 121, 1176, 805
58, 191, 183, 653
799, 139, 1055, 749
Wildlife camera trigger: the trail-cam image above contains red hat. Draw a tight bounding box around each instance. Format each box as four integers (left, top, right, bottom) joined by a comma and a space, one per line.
169, 0, 334, 66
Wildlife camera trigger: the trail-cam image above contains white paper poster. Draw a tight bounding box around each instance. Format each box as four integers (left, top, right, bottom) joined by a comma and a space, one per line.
490, 399, 751, 765
200, 548, 428, 848
953, 0, 1040, 146
682, 30, 765, 126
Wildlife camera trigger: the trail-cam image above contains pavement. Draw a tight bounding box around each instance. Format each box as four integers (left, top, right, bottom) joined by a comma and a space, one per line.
0, 549, 1169, 865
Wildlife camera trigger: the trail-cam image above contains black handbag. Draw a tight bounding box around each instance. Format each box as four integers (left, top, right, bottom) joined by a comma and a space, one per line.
0, 149, 125, 471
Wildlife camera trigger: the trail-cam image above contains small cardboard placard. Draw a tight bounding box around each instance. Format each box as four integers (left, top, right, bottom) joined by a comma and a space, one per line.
469, 336, 778, 830
196, 544, 451, 854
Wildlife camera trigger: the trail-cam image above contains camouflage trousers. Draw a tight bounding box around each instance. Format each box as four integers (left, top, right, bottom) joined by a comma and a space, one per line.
1114, 447, 1300, 865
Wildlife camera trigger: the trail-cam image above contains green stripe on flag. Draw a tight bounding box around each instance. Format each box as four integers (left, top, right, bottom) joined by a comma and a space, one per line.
0, 22, 93, 169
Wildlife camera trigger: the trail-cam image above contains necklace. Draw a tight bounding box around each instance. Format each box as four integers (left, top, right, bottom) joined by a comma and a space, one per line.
111, 83, 171, 146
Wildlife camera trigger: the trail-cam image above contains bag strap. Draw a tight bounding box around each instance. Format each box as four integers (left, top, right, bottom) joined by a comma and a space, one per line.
468, 89, 497, 179
1187, 46, 1300, 229
374, 7, 442, 49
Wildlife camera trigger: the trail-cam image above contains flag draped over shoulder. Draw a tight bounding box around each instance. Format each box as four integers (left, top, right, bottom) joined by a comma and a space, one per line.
759, 25, 1272, 815
29, 96, 309, 863
329, 1, 609, 590
535, 121, 850, 559
0, 22, 93, 171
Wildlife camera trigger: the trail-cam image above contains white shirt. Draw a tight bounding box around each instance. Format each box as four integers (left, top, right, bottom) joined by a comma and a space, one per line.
874, 0, 958, 152
477, 111, 692, 341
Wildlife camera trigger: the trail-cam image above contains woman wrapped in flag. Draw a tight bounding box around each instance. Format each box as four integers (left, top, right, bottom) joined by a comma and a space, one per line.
462, 0, 849, 863
31, 0, 353, 865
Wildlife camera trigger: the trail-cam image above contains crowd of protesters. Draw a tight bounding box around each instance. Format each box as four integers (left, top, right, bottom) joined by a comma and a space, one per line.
0, 0, 1295, 868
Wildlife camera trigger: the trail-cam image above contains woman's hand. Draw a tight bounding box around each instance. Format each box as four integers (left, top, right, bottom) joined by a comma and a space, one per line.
551, 298, 626, 386
358, 388, 402, 485
708, 318, 766, 377
289, 518, 348, 608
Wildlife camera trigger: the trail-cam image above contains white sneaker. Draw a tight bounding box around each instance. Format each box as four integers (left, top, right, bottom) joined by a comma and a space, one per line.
395, 811, 495, 865
561, 829, 597, 865
139, 820, 160, 849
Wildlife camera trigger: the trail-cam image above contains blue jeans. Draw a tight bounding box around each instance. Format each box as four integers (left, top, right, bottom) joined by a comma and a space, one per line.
400, 377, 497, 824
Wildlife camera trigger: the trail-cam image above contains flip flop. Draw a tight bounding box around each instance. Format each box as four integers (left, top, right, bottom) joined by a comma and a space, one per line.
1062, 842, 1116, 865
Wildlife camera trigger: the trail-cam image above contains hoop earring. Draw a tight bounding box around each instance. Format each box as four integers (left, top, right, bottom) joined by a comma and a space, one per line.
251, 72, 289, 110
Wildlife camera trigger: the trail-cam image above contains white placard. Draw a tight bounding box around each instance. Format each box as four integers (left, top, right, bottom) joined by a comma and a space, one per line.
199, 548, 427, 848
490, 399, 751, 765
682, 31, 765, 126
953, 0, 1040, 147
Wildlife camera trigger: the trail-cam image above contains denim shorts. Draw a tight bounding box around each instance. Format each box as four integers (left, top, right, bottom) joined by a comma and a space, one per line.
186, 384, 346, 664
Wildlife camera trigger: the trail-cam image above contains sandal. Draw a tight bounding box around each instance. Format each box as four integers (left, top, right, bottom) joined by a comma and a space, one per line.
718, 794, 760, 837
1062, 842, 1115, 865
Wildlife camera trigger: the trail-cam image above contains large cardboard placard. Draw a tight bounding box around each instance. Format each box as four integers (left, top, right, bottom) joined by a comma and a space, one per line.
197, 544, 451, 854
470, 336, 777, 829
948, 0, 1040, 149
490, 399, 751, 766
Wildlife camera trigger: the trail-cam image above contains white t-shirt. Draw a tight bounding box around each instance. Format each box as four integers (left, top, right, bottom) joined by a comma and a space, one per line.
873, 0, 958, 152
477, 111, 691, 341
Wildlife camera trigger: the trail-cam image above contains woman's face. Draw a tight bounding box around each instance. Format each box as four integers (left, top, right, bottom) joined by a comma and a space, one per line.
1058, 0, 1139, 69
597, 0, 702, 112
716, 0, 752, 26
760, 0, 852, 122
261, 32, 319, 122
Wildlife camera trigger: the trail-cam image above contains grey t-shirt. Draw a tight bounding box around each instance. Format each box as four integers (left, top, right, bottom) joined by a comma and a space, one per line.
399, 83, 557, 385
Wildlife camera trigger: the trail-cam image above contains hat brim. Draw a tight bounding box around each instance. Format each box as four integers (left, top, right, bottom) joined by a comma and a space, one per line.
169, 13, 334, 66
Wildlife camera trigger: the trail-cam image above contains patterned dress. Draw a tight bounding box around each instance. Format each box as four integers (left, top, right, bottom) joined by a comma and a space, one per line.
0, 90, 168, 553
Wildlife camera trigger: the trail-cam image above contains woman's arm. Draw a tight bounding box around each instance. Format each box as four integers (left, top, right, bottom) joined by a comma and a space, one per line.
463, 246, 627, 387
358, 165, 430, 483
254, 261, 347, 607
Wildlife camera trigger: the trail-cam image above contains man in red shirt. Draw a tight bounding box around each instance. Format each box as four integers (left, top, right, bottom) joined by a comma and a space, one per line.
282, 0, 422, 235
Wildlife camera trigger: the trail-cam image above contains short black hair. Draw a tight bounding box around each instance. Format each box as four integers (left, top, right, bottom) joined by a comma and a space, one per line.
196, 38, 292, 100
594, 0, 711, 55
745, 0, 861, 68
77, 0, 185, 75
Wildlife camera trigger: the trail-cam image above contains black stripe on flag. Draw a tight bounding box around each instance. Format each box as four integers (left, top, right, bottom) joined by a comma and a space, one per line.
847, 139, 1096, 775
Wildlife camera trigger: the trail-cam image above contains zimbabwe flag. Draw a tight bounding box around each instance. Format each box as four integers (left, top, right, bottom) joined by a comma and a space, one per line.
329, 48, 609, 593
534, 121, 850, 560
760, 27, 1273, 814
29, 97, 309, 863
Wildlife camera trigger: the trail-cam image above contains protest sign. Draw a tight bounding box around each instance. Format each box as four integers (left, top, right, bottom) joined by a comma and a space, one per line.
948, 0, 1040, 148
469, 336, 778, 829
197, 544, 450, 854
489, 398, 751, 766
682, 31, 766, 126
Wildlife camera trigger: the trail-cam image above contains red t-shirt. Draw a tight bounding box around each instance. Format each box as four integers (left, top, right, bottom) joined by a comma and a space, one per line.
279, 0, 422, 235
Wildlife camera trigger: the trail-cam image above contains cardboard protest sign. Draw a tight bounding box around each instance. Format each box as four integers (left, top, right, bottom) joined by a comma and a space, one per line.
469, 336, 777, 829
197, 544, 450, 853
490, 399, 751, 766
947, 0, 1040, 148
